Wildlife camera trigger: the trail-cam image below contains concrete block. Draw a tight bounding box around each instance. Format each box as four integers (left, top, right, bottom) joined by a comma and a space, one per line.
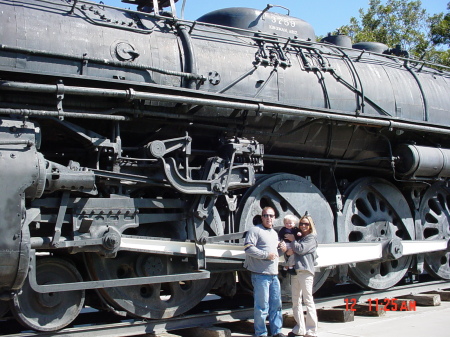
181, 326, 231, 337
399, 294, 441, 306
317, 308, 354, 322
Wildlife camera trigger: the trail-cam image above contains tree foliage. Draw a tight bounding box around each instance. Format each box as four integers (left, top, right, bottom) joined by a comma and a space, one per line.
430, 3, 450, 45
334, 0, 450, 67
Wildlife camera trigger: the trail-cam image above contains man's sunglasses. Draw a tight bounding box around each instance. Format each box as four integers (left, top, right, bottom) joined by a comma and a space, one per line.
262, 214, 275, 218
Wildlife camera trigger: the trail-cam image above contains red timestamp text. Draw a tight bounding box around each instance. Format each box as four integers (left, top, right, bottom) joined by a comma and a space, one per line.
344, 298, 417, 311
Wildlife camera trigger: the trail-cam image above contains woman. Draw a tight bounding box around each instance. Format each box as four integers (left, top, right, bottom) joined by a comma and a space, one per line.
284, 213, 318, 337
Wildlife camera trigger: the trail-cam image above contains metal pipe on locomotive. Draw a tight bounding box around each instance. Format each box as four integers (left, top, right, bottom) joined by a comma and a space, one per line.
0, 0, 449, 331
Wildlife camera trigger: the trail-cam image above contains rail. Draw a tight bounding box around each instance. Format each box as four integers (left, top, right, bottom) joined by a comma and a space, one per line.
3, 278, 450, 337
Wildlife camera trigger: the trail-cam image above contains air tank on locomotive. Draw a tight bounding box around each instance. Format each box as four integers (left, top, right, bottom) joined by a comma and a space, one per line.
0, 0, 449, 332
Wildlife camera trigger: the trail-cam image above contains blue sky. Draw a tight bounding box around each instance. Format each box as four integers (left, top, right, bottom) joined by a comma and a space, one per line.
99, 0, 449, 36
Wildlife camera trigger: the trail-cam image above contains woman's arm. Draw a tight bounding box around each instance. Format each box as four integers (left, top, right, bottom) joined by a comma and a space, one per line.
292, 235, 317, 255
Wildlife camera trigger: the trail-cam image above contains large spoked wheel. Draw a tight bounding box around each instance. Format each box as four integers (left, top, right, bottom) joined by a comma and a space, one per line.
85, 252, 212, 319
419, 182, 450, 279
338, 177, 415, 289
85, 220, 212, 319
236, 173, 335, 294
10, 258, 85, 332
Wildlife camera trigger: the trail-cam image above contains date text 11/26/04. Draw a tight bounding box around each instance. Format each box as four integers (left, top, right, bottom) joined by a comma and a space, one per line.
344, 298, 417, 311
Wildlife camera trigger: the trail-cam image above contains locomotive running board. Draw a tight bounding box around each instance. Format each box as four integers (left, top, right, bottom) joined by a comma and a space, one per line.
119, 237, 449, 268
120, 236, 248, 259
316, 240, 449, 267
28, 250, 210, 293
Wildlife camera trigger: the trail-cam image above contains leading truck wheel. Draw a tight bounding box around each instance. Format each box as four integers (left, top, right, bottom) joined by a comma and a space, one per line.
338, 177, 415, 290
10, 258, 85, 332
236, 173, 335, 294
419, 182, 450, 279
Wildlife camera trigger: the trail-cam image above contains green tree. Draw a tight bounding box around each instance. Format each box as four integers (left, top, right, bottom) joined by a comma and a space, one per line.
427, 4, 450, 67
335, 0, 449, 66
430, 3, 450, 45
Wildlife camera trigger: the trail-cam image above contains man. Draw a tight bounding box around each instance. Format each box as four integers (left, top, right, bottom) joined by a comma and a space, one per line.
244, 206, 286, 337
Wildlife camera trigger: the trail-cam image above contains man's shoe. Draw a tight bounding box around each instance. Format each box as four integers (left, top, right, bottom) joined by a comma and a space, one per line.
288, 332, 302, 337
280, 269, 287, 277
287, 268, 297, 275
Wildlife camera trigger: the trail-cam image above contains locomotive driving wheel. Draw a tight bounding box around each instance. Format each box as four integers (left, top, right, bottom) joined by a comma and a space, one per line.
338, 177, 415, 289
85, 251, 212, 319
236, 173, 335, 294
10, 258, 85, 332
419, 182, 450, 279
85, 220, 212, 319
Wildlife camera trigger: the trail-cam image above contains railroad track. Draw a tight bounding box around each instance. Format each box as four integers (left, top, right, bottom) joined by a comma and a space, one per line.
2, 277, 450, 337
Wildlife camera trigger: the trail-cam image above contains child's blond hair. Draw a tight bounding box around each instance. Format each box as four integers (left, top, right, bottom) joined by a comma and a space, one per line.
283, 214, 299, 226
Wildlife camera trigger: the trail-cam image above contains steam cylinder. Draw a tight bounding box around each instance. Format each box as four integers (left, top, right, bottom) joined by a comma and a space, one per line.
395, 144, 450, 178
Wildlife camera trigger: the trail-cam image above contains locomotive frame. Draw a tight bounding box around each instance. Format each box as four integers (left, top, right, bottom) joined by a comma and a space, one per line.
0, 0, 449, 331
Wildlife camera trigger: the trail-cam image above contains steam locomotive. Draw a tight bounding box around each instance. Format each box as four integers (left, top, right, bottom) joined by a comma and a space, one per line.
0, 0, 449, 331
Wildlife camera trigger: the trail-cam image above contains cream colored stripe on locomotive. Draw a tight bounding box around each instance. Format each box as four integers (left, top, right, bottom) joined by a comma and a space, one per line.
120, 237, 448, 268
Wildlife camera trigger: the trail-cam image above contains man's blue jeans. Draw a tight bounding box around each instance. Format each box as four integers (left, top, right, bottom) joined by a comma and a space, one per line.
251, 273, 283, 337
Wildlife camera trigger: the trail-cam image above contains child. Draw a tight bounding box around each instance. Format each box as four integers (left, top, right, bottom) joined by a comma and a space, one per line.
278, 214, 300, 277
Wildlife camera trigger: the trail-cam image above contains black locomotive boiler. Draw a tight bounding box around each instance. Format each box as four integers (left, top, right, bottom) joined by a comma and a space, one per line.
0, 0, 449, 331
